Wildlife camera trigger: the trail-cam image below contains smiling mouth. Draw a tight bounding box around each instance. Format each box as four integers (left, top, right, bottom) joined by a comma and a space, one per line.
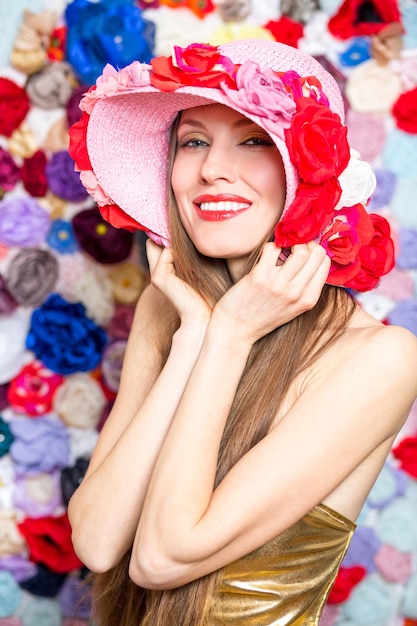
198, 201, 251, 212
194, 200, 252, 221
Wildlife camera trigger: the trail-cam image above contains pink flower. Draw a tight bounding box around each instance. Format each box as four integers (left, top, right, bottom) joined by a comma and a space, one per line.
80, 63, 152, 114
79, 170, 111, 206
221, 61, 296, 139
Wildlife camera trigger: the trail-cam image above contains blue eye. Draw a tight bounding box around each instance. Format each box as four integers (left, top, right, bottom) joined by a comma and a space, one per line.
244, 136, 273, 146
180, 138, 208, 148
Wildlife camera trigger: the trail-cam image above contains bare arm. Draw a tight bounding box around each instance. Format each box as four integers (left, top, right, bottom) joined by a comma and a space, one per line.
68, 282, 209, 572
130, 245, 417, 589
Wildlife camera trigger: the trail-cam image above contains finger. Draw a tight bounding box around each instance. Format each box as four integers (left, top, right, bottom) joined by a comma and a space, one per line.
146, 239, 164, 275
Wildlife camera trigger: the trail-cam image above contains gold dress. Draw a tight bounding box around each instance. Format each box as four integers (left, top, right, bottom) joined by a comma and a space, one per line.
211, 503, 356, 625
143, 503, 356, 625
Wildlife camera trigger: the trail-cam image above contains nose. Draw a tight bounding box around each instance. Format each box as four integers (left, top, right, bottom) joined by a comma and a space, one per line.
199, 144, 236, 185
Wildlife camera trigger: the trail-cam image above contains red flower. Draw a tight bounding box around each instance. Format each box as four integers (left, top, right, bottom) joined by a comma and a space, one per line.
68, 112, 92, 171
17, 513, 84, 573
47, 25, 67, 62
323, 204, 375, 285
21, 150, 48, 197
275, 177, 341, 247
285, 97, 349, 184
150, 43, 237, 93
0, 147, 20, 191
0, 77, 30, 137
344, 214, 395, 291
392, 87, 417, 134
98, 203, 148, 233
159, 0, 214, 19
328, 0, 402, 40
327, 565, 366, 603
392, 436, 417, 479
265, 16, 304, 48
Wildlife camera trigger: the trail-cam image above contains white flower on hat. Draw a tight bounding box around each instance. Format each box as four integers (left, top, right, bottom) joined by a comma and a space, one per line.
335, 148, 377, 210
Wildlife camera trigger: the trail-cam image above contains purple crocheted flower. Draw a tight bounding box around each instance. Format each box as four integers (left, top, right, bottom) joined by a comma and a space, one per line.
46, 150, 88, 202
0, 197, 51, 247
9, 415, 70, 476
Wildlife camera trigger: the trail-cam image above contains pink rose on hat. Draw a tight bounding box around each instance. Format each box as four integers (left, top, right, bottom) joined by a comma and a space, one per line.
221, 61, 295, 139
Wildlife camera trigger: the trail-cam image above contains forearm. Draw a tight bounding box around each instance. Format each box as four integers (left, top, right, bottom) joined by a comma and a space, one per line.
68, 322, 207, 572
132, 317, 253, 577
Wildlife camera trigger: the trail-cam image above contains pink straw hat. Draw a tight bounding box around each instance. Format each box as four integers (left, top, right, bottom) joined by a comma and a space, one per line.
71, 39, 344, 244
69, 38, 394, 292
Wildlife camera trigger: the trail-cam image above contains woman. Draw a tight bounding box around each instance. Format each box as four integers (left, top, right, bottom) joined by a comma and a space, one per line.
68, 39, 417, 626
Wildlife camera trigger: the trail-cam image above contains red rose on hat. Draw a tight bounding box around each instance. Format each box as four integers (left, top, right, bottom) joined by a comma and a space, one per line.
0, 77, 30, 137
392, 87, 417, 134
151, 43, 236, 92
275, 177, 341, 247
285, 98, 350, 185
344, 214, 395, 291
323, 204, 375, 285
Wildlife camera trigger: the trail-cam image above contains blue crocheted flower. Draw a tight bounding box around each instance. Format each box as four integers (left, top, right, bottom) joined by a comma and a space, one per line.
65, 0, 156, 85
26, 293, 107, 374
46, 219, 79, 254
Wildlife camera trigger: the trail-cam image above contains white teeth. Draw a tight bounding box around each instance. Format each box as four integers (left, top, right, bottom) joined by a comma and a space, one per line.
199, 201, 250, 212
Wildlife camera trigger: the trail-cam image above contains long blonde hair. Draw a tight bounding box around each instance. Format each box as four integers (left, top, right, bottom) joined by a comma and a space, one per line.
88, 115, 357, 626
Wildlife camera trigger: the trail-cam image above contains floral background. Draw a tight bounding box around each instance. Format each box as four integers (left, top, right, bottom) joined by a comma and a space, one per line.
0, 0, 416, 625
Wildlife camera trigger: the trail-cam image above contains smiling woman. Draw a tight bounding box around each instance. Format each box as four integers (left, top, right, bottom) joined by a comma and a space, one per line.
171, 104, 286, 271
67, 39, 417, 626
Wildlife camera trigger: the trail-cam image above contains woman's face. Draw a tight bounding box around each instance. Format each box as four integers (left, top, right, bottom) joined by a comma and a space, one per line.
171, 104, 286, 278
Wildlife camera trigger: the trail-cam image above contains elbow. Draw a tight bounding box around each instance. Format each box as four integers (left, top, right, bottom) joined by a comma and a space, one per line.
129, 544, 192, 590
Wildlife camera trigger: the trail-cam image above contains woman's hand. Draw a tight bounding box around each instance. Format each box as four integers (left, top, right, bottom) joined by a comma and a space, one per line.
146, 239, 212, 327
213, 241, 330, 345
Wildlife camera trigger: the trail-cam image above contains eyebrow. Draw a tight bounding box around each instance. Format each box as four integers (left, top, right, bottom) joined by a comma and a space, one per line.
178, 117, 255, 130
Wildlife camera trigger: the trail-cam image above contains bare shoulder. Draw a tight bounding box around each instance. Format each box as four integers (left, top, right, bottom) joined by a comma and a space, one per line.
346, 308, 417, 377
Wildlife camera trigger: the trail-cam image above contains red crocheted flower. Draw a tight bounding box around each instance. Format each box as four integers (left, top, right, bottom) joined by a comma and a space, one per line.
21, 150, 48, 197
328, 0, 402, 39
285, 97, 350, 185
265, 16, 304, 49
7, 360, 63, 416
392, 87, 417, 134
17, 513, 84, 573
275, 177, 341, 247
392, 436, 417, 479
327, 565, 366, 603
151, 43, 237, 92
0, 77, 30, 137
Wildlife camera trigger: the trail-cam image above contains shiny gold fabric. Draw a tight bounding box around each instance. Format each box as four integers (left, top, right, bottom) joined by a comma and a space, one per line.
210, 503, 356, 625
141, 503, 355, 625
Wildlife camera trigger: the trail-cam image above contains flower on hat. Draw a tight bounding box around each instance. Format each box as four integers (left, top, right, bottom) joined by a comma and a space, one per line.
220, 61, 295, 140
151, 43, 236, 92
